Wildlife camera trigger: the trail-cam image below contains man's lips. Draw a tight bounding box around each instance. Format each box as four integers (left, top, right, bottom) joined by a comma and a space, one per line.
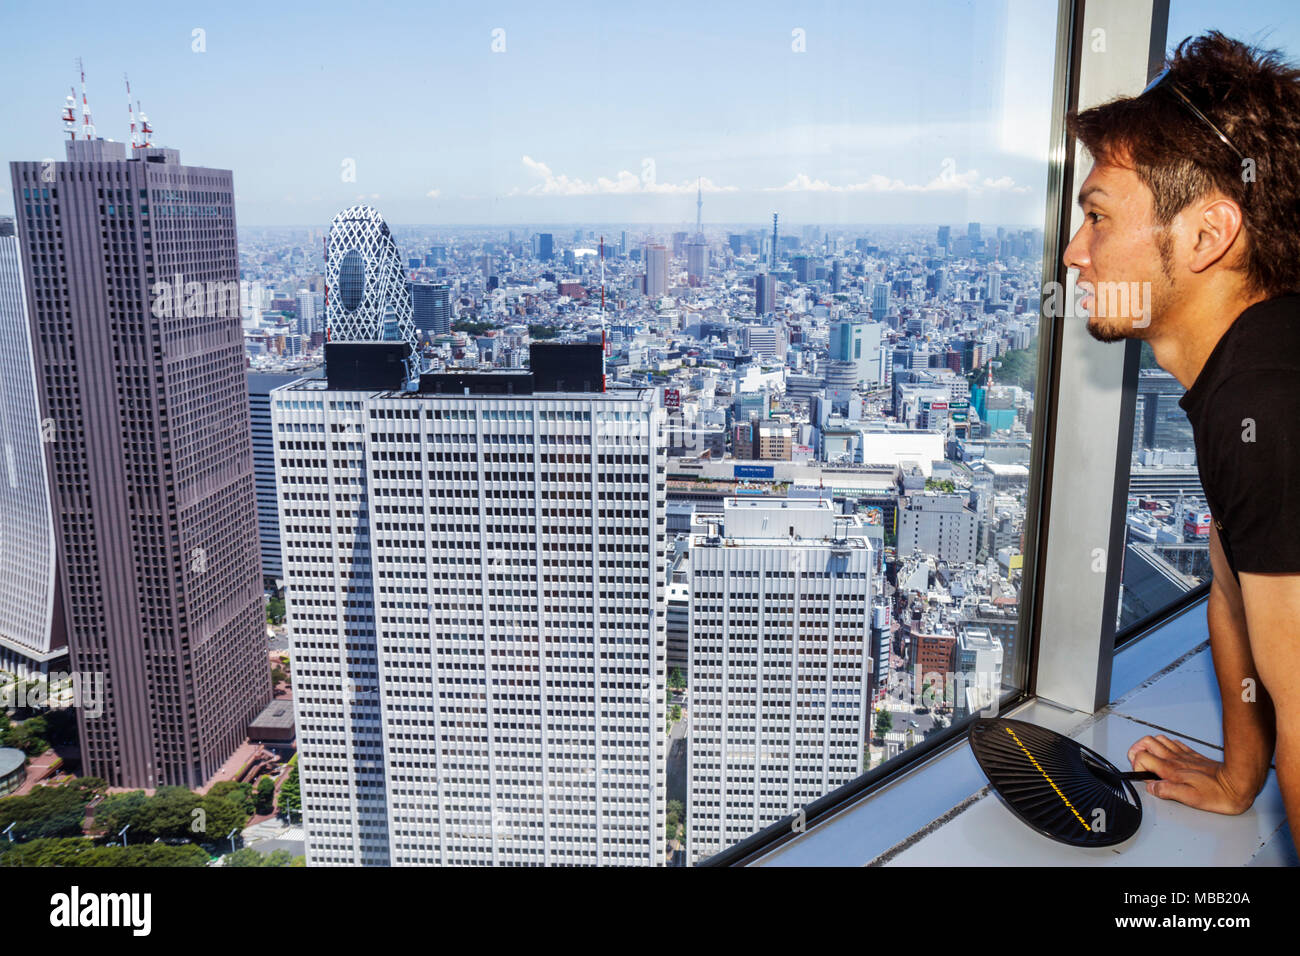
1077, 281, 1094, 311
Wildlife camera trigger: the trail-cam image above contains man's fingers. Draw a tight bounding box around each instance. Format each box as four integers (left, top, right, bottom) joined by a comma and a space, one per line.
1129, 735, 1178, 766
1131, 747, 1174, 777
1148, 777, 1199, 805
1154, 734, 1197, 756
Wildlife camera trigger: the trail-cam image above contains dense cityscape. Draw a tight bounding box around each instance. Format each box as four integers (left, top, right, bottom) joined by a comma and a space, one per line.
0, 41, 1214, 868
0, 140, 1214, 865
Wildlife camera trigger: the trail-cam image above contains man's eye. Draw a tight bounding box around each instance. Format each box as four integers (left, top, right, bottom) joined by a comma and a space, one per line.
1087, 211, 1104, 224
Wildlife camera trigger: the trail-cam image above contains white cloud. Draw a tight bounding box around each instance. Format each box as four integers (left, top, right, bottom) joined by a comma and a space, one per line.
766, 167, 1031, 195
426, 188, 441, 199
506, 156, 1028, 199
511, 156, 739, 197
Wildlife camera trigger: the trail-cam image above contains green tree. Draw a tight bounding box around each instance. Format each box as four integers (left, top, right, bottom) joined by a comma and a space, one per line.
92, 790, 148, 836
65, 776, 108, 794
266, 594, 285, 625
668, 668, 686, 691
667, 799, 685, 825
225, 847, 266, 867
199, 792, 250, 841
0, 784, 93, 840
279, 766, 301, 818
4, 715, 50, 755
208, 781, 255, 817
254, 776, 276, 815
1, 839, 209, 867
874, 709, 893, 739
670, 704, 682, 723
127, 787, 201, 841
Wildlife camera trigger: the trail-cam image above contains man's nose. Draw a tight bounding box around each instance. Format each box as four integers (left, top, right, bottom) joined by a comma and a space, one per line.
1062, 225, 1088, 273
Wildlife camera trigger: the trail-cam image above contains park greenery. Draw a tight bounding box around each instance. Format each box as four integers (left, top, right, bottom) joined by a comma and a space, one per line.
0, 777, 103, 840
0, 837, 209, 867
93, 784, 250, 844
0, 772, 307, 866
224, 847, 299, 867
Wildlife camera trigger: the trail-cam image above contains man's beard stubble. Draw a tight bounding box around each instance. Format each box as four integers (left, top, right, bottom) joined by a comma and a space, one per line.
1084, 227, 1174, 343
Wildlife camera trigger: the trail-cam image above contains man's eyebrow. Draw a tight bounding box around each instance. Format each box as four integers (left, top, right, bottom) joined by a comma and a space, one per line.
1077, 185, 1107, 207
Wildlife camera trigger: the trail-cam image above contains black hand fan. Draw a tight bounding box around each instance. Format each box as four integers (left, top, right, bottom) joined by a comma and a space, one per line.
968, 717, 1153, 847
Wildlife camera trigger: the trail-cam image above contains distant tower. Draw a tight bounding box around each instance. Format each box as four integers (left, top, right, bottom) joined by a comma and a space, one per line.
771, 213, 779, 270
324, 205, 418, 383
696, 178, 703, 237
644, 243, 668, 298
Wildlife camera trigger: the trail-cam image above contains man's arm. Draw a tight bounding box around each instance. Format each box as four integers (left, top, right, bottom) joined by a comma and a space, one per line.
1128, 522, 1276, 813
1237, 569, 1300, 826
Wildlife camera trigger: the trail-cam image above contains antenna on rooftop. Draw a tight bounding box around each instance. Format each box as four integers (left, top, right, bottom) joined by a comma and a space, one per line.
137, 100, 154, 147
62, 88, 77, 140
124, 74, 137, 148
76, 58, 95, 140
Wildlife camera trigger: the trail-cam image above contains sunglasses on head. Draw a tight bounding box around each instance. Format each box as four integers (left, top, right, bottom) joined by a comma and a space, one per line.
1141, 67, 1246, 163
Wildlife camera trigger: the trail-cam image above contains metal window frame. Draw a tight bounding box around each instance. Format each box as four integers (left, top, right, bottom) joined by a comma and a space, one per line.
1029, 0, 1169, 714
705, 0, 1173, 867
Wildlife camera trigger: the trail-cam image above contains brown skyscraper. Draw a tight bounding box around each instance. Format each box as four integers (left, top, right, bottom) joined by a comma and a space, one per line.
10, 139, 270, 788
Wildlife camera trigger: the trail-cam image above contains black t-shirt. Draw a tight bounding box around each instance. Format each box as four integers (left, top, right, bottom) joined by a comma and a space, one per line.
1178, 293, 1300, 582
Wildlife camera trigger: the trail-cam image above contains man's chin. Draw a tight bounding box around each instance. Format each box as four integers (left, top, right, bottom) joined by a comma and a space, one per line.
1085, 316, 1133, 343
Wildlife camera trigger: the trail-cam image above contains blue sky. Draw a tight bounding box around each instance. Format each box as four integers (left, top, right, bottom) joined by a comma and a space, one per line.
1, 1, 1296, 228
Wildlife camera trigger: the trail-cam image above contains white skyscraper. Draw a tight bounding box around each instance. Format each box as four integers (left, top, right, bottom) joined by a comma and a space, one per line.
273, 345, 668, 865
0, 217, 64, 677
687, 498, 873, 865
296, 288, 324, 337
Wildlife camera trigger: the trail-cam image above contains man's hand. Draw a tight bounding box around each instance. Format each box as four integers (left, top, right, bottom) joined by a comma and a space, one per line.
1128, 733, 1257, 815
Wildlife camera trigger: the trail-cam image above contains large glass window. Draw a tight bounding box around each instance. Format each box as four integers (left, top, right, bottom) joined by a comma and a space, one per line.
599, 0, 1063, 864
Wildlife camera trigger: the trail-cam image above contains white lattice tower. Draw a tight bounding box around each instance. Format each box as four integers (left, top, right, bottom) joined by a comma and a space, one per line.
324, 204, 417, 383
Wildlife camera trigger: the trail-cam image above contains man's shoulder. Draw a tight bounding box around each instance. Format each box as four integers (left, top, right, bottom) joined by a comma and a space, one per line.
1199, 367, 1299, 445
1214, 293, 1300, 377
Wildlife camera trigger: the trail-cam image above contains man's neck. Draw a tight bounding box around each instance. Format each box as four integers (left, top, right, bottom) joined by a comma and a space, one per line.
1149, 284, 1271, 389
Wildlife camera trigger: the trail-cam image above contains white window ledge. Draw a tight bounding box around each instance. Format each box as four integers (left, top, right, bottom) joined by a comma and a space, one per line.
754, 596, 1296, 867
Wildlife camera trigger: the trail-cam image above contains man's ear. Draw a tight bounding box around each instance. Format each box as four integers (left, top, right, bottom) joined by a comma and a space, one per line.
1187, 196, 1246, 274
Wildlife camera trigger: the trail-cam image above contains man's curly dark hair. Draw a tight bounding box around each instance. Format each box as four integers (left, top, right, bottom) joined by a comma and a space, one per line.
1067, 31, 1300, 298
